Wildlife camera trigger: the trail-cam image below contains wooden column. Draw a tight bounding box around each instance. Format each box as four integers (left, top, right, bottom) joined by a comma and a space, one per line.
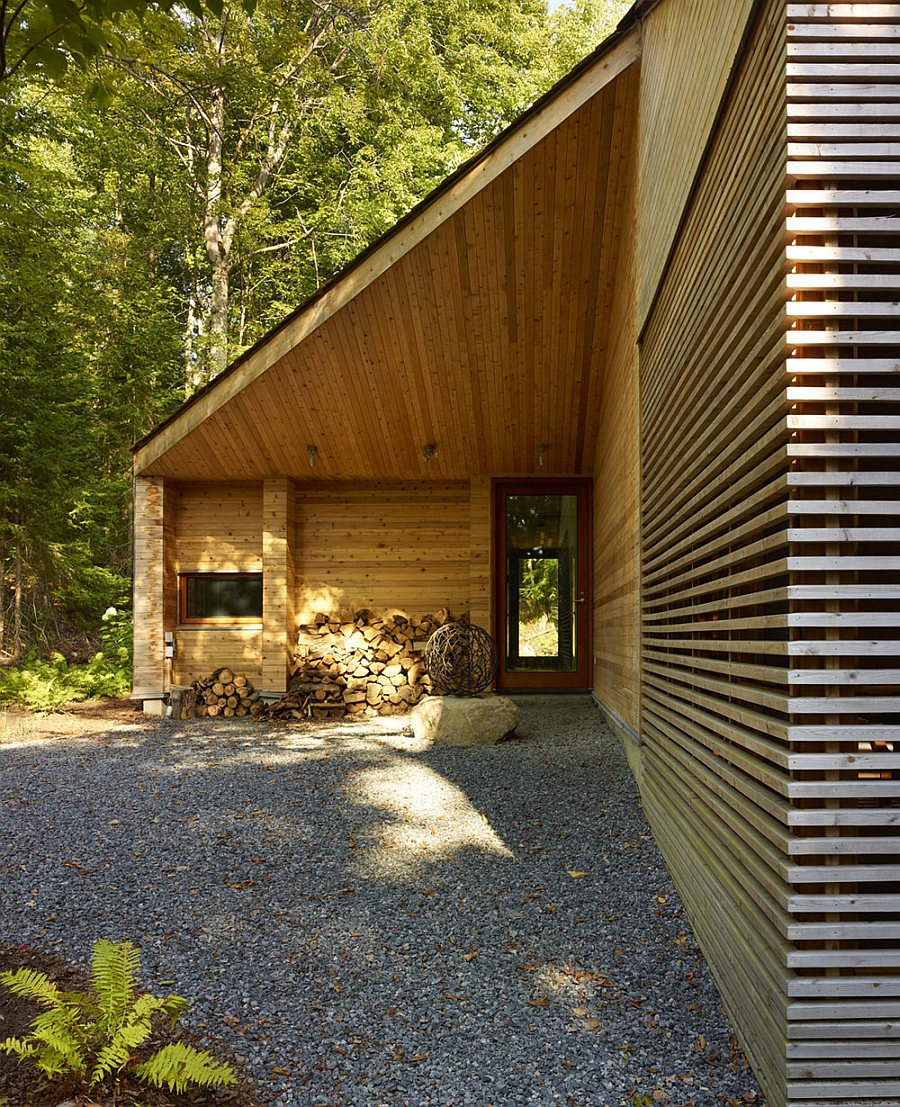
262, 478, 296, 694
132, 475, 167, 702
469, 476, 492, 633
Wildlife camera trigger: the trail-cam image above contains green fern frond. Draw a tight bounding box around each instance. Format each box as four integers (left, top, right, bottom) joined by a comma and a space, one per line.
1, 1033, 75, 1081
0, 1035, 40, 1061
28, 1008, 88, 1063
135, 1041, 238, 1094
0, 970, 90, 1077
131, 990, 186, 1020
2, 941, 235, 1097
147, 991, 188, 1026
0, 968, 63, 1009
90, 939, 140, 1036
90, 1019, 150, 1085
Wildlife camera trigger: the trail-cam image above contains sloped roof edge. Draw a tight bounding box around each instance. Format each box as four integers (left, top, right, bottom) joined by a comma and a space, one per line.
132, 8, 644, 471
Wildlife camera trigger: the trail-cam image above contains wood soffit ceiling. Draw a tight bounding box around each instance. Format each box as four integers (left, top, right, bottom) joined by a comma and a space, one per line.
133, 41, 641, 484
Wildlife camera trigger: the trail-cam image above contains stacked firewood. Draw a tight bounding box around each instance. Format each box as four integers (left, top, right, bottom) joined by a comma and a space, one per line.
260, 680, 347, 722
286, 608, 456, 719
191, 668, 263, 718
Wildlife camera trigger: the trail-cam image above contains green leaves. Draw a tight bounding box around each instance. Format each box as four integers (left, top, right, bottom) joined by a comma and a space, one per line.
1, 0, 258, 83
0, 940, 236, 1095
136, 1040, 239, 1093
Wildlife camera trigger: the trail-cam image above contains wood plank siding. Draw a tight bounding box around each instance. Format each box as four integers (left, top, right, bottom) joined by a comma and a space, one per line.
171, 483, 264, 686
639, 0, 793, 1096
294, 482, 472, 624
592, 127, 641, 737
262, 478, 296, 693
639, 2, 900, 1105
637, 0, 756, 323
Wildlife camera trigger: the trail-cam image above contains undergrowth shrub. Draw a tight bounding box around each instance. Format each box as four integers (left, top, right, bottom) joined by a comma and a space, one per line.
0, 940, 236, 1095
0, 608, 132, 711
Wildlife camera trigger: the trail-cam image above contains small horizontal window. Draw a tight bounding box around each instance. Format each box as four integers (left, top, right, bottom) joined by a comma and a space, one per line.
179, 573, 262, 624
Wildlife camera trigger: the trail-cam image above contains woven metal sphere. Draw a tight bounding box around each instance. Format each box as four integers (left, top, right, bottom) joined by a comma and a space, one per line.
424, 622, 498, 696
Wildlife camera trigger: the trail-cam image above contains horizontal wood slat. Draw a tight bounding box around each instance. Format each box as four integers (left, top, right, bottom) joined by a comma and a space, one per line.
642, 2, 900, 1104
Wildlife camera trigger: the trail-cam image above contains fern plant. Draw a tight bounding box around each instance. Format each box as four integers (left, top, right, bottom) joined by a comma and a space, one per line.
0, 939, 237, 1094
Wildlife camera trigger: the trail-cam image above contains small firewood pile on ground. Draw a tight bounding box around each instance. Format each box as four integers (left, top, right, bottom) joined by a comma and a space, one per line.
189, 668, 263, 718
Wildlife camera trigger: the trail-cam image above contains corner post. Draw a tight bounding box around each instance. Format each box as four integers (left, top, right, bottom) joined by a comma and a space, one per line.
262, 478, 295, 695
132, 475, 167, 705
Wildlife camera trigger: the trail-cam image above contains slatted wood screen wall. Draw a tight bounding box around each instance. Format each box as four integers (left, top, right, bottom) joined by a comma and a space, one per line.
783, 2, 900, 1103
637, 0, 756, 322
592, 140, 641, 735
639, 3, 900, 1105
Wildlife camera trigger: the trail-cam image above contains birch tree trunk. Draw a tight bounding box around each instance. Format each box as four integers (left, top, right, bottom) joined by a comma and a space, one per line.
202, 52, 230, 376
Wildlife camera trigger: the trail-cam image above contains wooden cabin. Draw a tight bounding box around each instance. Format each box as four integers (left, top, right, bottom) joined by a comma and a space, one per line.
132, 1, 900, 1104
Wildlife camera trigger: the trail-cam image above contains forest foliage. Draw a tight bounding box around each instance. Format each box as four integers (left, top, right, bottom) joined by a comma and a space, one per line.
0, 0, 627, 672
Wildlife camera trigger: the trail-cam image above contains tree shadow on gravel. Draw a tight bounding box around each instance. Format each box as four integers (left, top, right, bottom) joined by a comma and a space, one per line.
0, 700, 766, 1107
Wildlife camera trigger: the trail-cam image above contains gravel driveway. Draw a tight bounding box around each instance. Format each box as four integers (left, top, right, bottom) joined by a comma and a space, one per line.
0, 695, 765, 1107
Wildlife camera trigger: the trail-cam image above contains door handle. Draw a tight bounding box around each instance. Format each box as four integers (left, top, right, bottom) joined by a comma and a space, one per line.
575, 598, 587, 604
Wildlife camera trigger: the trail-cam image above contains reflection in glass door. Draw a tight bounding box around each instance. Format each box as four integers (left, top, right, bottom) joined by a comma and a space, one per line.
495, 482, 590, 689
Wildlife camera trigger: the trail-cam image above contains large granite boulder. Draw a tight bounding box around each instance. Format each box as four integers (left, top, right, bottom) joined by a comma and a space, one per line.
411, 694, 521, 746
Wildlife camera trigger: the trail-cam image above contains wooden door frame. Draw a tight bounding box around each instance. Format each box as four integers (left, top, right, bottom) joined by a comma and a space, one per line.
492, 478, 592, 691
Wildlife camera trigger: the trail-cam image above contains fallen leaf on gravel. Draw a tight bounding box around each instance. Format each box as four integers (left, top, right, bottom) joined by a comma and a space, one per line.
573, 1007, 589, 1017
406, 1053, 429, 1063
587, 1019, 601, 1029
527, 996, 549, 1008
652, 1092, 668, 1102
463, 950, 478, 962
273, 1067, 292, 1075
566, 870, 587, 878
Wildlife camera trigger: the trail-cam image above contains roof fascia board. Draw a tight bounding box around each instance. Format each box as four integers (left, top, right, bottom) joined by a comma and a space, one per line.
133, 26, 641, 476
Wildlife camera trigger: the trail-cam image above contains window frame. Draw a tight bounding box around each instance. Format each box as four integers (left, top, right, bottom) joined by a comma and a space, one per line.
178, 572, 263, 626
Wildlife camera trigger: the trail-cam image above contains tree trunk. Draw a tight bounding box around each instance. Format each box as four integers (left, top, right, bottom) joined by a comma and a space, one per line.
0, 528, 5, 659
13, 540, 22, 662
202, 34, 229, 380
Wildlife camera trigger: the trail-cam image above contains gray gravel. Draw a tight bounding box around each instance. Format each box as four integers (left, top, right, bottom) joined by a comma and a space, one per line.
0, 695, 765, 1107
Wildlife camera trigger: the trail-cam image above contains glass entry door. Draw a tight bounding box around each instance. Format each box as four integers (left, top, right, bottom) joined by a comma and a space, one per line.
495, 481, 591, 689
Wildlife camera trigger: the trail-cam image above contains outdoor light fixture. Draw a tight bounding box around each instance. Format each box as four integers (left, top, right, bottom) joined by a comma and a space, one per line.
307, 445, 318, 468
422, 444, 438, 463
538, 444, 548, 467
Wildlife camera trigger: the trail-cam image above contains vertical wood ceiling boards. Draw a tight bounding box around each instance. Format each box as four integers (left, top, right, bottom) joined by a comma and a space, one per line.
136, 65, 637, 481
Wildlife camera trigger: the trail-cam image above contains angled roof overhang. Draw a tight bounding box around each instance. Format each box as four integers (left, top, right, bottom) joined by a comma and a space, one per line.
133, 20, 642, 482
